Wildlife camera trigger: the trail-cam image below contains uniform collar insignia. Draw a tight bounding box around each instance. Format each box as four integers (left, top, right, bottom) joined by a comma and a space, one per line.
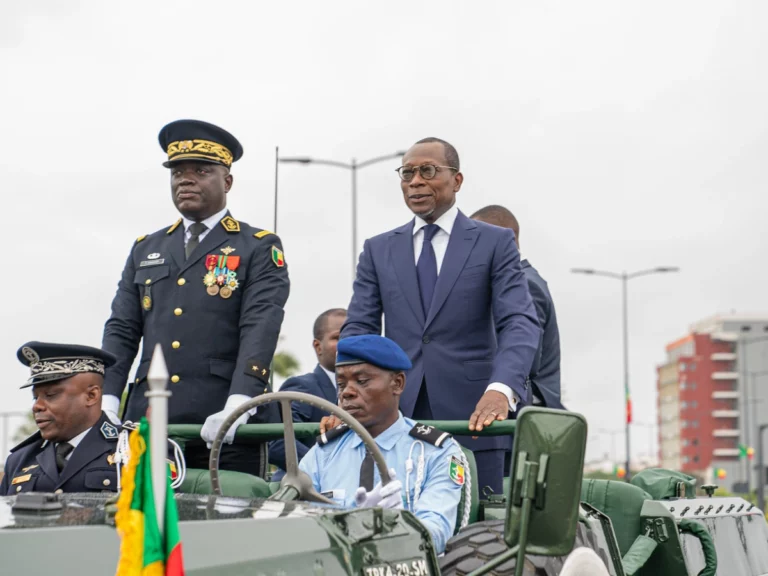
220, 216, 240, 233
21, 464, 39, 472
101, 421, 118, 440
166, 219, 182, 234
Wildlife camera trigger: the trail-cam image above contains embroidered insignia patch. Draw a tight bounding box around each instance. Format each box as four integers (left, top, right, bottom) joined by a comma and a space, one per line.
142, 295, 152, 311
21, 464, 39, 473
449, 455, 465, 486
21, 346, 39, 364
221, 246, 236, 255
271, 246, 285, 267
12, 474, 31, 485
220, 216, 240, 233
100, 421, 118, 440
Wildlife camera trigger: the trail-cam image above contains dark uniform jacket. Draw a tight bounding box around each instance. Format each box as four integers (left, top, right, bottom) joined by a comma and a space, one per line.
1, 413, 120, 495
269, 364, 338, 473
101, 211, 289, 424
521, 259, 563, 410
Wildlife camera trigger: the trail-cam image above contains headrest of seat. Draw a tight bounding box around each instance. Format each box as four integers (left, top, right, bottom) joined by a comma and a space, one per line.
630, 468, 697, 500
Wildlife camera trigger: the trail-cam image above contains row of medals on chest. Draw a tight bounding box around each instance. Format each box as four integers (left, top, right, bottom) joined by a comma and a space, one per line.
203, 253, 240, 299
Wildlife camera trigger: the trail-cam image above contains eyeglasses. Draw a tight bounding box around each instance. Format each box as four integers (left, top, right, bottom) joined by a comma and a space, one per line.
395, 164, 458, 181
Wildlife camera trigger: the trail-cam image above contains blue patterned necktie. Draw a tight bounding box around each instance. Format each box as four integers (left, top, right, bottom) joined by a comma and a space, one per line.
416, 224, 440, 316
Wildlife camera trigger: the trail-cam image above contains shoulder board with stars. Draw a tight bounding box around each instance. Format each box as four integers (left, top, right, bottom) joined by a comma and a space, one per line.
316, 423, 351, 446
253, 229, 274, 239
166, 219, 182, 234
220, 216, 240, 233
408, 423, 452, 447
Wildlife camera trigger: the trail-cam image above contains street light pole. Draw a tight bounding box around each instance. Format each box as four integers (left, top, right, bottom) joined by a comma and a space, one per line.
571, 266, 680, 481
759, 423, 768, 512
279, 151, 405, 282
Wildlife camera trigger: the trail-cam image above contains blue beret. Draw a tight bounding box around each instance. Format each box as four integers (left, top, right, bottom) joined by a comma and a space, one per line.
336, 335, 412, 371
17, 341, 117, 389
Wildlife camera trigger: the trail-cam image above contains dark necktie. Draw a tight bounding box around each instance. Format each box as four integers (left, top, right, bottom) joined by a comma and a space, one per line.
55, 442, 74, 473
416, 224, 440, 315
359, 447, 375, 491
185, 222, 207, 259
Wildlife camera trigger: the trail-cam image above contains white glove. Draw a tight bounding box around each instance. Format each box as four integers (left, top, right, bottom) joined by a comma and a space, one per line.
354, 468, 404, 510
102, 394, 122, 425
200, 394, 258, 448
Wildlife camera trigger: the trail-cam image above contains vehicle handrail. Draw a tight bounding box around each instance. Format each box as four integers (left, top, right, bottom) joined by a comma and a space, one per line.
167, 419, 516, 444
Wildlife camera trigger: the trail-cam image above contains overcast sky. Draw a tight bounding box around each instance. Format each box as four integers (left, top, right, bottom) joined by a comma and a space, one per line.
1, 1, 766, 462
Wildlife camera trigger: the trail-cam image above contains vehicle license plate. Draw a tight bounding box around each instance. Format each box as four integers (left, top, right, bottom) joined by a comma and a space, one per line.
362, 558, 430, 576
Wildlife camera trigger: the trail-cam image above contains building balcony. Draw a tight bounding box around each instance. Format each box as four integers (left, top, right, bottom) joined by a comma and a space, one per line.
712, 372, 739, 380
711, 352, 736, 361
711, 331, 738, 343
713, 429, 740, 437
712, 410, 740, 418
712, 391, 739, 400
713, 448, 740, 457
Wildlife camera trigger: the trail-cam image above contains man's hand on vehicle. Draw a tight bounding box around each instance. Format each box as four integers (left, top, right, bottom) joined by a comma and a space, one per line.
469, 390, 508, 436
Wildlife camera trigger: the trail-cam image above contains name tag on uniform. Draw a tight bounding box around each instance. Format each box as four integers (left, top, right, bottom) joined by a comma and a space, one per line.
12, 474, 31, 484
321, 489, 346, 500
139, 259, 165, 267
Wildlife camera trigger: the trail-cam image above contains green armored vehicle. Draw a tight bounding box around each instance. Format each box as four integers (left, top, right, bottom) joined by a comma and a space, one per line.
1, 393, 767, 575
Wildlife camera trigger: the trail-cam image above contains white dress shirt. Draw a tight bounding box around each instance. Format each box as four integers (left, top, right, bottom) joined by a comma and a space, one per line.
320, 365, 337, 392
181, 206, 229, 245
58, 427, 90, 461
412, 204, 519, 412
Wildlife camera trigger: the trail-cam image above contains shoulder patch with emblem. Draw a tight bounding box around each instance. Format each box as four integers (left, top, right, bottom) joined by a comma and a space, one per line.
271, 245, 285, 267
100, 420, 119, 440
408, 423, 452, 447
220, 215, 240, 233
254, 229, 274, 239
166, 218, 182, 234
448, 455, 465, 486
316, 423, 351, 446
136, 234, 147, 243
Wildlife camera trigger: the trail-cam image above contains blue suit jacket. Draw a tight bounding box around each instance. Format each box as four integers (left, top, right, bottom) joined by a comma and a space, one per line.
269, 364, 337, 472
341, 210, 541, 450
522, 260, 564, 410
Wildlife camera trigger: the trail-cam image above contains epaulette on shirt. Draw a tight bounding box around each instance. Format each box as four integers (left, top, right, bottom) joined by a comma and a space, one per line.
316, 423, 351, 446
253, 229, 275, 240
9, 431, 43, 453
408, 423, 453, 447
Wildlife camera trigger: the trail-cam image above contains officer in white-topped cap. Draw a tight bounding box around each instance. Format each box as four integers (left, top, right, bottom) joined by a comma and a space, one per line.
299, 334, 468, 554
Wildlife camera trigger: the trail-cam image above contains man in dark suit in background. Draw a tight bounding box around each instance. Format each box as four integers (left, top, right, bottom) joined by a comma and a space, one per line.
341, 138, 541, 494
471, 205, 563, 411
269, 308, 346, 475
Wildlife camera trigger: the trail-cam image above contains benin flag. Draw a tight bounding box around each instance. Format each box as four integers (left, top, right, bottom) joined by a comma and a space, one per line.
115, 418, 184, 576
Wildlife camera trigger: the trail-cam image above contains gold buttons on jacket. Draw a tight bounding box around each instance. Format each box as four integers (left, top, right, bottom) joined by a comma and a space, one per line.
171, 375, 180, 383
174, 308, 183, 316
54, 489, 63, 494
172, 341, 180, 349
177, 278, 186, 286
103, 479, 111, 487
145, 279, 151, 285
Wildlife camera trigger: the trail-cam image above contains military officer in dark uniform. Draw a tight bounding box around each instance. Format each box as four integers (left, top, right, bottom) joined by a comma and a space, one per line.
1, 342, 122, 495
100, 119, 290, 477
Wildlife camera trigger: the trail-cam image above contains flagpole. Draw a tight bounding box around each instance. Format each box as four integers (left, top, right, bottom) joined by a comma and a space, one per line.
147, 344, 171, 535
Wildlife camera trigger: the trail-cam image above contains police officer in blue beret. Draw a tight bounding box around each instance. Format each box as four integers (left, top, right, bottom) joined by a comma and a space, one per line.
1, 342, 123, 495
100, 119, 289, 477
298, 335, 468, 554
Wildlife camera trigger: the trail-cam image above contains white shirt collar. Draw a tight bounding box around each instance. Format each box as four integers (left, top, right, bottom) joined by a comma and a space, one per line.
65, 427, 90, 450
181, 206, 229, 234
413, 203, 459, 237
320, 365, 336, 390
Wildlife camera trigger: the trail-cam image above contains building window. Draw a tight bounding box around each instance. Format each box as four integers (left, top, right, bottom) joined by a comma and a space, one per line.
692, 439, 698, 446
681, 421, 688, 428
692, 420, 699, 428
682, 439, 689, 446
690, 362, 696, 371
692, 400, 698, 408
690, 383, 697, 390
680, 362, 687, 371
683, 456, 689, 463
693, 455, 699, 463
681, 383, 686, 390
681, 401, 688, 409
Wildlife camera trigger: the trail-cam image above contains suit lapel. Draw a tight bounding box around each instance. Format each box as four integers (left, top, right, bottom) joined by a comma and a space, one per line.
390, 220, 426, 325
314, 365, 337, 404
179, 213, 231, 274
57, 417, 114, 487
425, 212, 479, 329
36, 441, 59, 485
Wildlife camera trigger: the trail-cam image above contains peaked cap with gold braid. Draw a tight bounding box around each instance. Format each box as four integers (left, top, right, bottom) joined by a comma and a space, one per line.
158, 119, 243, 168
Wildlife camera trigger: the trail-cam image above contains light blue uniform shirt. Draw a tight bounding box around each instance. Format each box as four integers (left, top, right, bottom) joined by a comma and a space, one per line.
299, 412, 464, 553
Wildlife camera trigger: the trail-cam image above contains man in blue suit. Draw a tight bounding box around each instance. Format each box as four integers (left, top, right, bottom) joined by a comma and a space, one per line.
269, 308, 346, 475
470, 205, 563, 411
340, 138, 541, 494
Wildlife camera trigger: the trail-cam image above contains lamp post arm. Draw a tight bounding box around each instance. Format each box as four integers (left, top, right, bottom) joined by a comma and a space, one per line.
570, 268, 623, 280
357, 152, 405, 169
627, 267, 680, 280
